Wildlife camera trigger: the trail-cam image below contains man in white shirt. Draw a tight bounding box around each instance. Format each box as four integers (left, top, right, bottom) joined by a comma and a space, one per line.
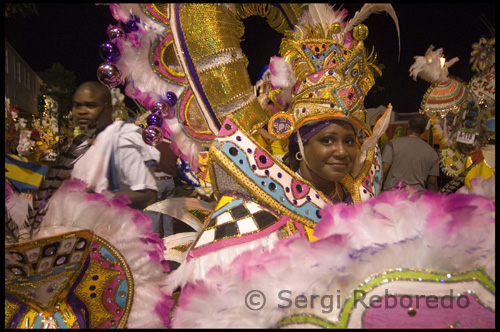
71, 81, 159, 210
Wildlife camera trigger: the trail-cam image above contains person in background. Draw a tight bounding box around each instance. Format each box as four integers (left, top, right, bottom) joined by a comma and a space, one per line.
144, 140, 180, 237
71, 81, 159, 210
382, 114, 440, 194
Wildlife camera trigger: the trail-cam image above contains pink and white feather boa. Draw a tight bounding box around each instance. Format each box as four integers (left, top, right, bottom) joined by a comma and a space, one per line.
166, 176, 495, 328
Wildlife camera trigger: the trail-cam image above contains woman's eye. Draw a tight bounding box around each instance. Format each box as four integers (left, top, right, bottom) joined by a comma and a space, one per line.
321, 137, 333, 144
344, 139, 355, 145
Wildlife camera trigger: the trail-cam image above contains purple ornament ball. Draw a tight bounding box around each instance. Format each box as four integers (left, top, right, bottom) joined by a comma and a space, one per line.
97, 62, 122, 88
150, 101, 169, 114
142, 125, 163, 146
99, 41, 121, 62
165, 91, 178, 107
146, 112, 164, 127
126, 15, 140, 32
108, 26, 125, 40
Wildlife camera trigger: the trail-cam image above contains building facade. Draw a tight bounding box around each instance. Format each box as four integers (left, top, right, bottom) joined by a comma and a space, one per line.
5, 39, 44, 125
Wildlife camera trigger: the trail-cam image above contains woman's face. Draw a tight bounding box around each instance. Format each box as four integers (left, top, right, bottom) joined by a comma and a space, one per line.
301, 122, 358, 185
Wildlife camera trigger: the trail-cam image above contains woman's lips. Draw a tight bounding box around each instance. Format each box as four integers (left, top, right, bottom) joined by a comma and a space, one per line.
328, 163, 348, 171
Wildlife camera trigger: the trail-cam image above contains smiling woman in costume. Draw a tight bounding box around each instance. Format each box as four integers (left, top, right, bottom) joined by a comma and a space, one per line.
84, 3, 494, 329
284, 119, 359, 203
159, 1, 398, 288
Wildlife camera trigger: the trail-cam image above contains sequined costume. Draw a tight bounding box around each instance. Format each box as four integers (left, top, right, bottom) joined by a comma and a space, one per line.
5, 179, 172, 328
89, 3, 494, 328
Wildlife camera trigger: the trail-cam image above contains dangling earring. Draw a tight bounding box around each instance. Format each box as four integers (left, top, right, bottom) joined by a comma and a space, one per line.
295, 152, 303, 161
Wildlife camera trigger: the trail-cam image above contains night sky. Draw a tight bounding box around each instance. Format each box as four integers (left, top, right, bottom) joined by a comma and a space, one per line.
5, 3, 496, 114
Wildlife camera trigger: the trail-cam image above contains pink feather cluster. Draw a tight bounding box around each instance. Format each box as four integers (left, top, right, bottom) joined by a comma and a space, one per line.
169, 176, 495, 328
31, 178, 174, 328
268, 56, 297, 107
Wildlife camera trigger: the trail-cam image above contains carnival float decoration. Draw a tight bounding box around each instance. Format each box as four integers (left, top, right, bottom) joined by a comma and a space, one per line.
409, 34, 495, 191
88, 2, 495, 328
5, 3, 495, 329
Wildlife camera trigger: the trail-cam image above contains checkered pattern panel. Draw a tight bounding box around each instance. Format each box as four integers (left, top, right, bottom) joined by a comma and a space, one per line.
193, 198, 279, 249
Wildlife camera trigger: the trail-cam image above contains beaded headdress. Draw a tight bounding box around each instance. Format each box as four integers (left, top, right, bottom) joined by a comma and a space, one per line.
266, 4, 399, 151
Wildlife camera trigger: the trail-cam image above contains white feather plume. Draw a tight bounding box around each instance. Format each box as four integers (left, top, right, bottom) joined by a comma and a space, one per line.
409, 45, 460, 83
300, 3, 346, 28
361, 104, 392, 151
5, 188, 32, 238
344, 3, 400, 60
345, 3, 397, 34
268, 56, 297, 106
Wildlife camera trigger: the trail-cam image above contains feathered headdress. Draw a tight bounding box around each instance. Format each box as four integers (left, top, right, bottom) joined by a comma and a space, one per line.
266, 3, 399, 151
409, 45, 459, 83
409, 45, 469, 119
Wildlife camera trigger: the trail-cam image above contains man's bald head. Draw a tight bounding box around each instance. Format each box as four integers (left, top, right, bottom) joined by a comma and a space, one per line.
75, 81, 113, 105
72, 81, 114, 131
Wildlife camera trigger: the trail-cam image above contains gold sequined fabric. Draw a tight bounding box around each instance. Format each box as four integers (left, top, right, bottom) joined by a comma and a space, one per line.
279, 22, 380, 131
5, 231, 133, 329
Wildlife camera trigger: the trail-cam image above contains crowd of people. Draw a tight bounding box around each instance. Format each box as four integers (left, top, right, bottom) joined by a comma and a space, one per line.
5, 3, 495, 329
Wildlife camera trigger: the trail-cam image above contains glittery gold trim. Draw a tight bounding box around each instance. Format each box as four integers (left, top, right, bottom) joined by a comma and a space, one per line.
341, 149, 375, 203
179, 4, 244, 63
6, 271, 74, 315
182, 92, 212, 137
157, 38, 186, 82
4, 232, 133, 329
280, 221, 300, 239
231, 98, 270, 134
57, 301, 79, 328
73, 259, 120, 328
5, 298, 21, 329
195, 48, 245, 72
17, 307, 39, 329
276, 16, 381, 137
5, 230, 94, 315
198, 60, 252, 108
142, 4, 170, 23
94, 235, 133, 329
236, 3, 302, 34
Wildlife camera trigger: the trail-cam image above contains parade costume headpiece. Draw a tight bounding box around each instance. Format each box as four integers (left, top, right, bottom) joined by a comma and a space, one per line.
267, 3, 399, 151
409, 33, 495, 178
